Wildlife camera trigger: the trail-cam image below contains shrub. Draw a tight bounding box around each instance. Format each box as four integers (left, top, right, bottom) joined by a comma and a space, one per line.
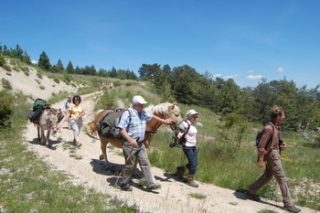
95, 89, 116, 110
0, 90, 14, 127
0, 54, 5, 66
53, 76, 60, 84
1, 78, 12, 91
113, 80, 121, 87
3, 64, 11, 71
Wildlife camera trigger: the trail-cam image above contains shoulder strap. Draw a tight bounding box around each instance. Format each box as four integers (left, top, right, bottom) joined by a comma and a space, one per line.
118, 109, 132, 129
182, 120, 191, 138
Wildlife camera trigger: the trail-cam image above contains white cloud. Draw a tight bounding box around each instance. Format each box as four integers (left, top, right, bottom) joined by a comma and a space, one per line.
234, 73, 240, 77
247, 70, 254, 73
278, 67, 285, 72
213, 74, 222, 78
246, 75, 264, 80
225, 73, 241, 79
31, 60, 38, 64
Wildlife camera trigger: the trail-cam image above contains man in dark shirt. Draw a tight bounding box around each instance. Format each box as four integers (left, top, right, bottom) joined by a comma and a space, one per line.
245, 107, 301, 213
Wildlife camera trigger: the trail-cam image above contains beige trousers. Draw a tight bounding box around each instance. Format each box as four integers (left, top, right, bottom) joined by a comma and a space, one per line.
248, 150, 293, 207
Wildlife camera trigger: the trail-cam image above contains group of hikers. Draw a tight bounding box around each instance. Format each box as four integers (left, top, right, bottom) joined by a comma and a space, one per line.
54, 94, 301, 213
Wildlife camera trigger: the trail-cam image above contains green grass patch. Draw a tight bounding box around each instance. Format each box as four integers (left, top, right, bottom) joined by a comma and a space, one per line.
189, 193, 206, 200
147, 107, 320, 210
0, 89, 138, 213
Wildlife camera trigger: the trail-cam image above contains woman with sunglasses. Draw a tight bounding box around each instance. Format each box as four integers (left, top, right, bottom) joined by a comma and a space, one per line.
176, 109, 199, 187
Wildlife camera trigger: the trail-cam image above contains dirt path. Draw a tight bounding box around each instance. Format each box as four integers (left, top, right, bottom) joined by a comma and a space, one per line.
24, 92, 318, 213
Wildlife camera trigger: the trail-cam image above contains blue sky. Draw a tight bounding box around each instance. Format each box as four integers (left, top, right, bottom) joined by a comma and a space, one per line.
1, 0, 319, 89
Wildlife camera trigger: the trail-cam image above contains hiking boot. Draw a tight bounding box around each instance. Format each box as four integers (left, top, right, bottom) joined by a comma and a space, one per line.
146, 183, 161, 191
284, 205, 301, 213
187, 175, 199, 188
176, 166, 186, 179
120, 183, 132, 191
73, 139, 82, 147
244, 190, 261, 202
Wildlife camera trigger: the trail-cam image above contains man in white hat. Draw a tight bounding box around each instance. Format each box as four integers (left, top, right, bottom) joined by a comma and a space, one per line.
176, 109, 199, 187
118, 95, 173, 191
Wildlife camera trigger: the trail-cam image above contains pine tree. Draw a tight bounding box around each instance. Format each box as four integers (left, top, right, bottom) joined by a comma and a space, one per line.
38, 51, 51, 71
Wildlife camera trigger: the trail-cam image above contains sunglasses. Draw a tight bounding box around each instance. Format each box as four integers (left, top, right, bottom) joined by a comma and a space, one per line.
192, 116, 198, 118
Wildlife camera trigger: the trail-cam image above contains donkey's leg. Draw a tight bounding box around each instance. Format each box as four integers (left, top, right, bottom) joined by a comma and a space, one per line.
37, 126, 41, 140
40, 128, 46, 145
46, 129, 51, 148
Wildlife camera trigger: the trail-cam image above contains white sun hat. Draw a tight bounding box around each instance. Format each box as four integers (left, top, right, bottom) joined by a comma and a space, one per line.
132, 95, 147, 104
186, 109, 198, 118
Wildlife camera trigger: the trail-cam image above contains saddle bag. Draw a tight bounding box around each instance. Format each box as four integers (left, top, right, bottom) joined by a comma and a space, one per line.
33, 98, 47, 111
98, 110, 131, 139
28, 108, 43, 123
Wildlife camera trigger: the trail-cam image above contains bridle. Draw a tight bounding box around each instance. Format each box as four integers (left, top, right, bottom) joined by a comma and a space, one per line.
145, 105, 183, 135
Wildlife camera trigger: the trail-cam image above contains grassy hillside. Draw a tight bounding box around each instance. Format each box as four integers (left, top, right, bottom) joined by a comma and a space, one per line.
1, 61, 319, 211
103, 85, 320, 210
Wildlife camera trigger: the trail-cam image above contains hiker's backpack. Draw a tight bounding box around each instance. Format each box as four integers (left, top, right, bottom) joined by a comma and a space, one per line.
177, 120, 190, 145
28, 99, 47, 123
33, 98, 47, 111
99, 109, 131, 139
255, 122, 274, 148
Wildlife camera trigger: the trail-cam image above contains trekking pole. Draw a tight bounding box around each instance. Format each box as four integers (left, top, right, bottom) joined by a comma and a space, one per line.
114, 138, 139, 187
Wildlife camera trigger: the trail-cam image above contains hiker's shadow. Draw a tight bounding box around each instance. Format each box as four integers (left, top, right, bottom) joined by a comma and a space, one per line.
29, 137, 60, 150
86, 133, 98, 140
106, 176, 160, 194
234, 189, 283, 210
89, 159, 122, 176
161, 172, 185, 183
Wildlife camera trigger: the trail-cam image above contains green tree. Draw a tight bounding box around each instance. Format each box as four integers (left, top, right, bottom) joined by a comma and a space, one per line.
98, 68, 108, 77
65, 61, 74, 74
170, 65, 201, 104
21, 51, 32, 65
193, 72, 216, 110
126, 70, 138, 80
110, 67, 117, 78
52, 59, 64, 73
89, 65, 97, 75
38, 51, 51, 71
12, 44, 24, 60
295, 85, 320, 130
214, 78, 242, 115
74, 66, 81, 74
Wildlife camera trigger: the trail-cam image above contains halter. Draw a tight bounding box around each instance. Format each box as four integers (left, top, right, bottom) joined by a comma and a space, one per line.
167, 105, 184, 130
51, 126, 61, 130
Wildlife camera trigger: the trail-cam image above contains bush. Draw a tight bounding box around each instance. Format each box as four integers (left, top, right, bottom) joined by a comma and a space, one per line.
0, 54, 5, 66
0, 90, 14, 127
95, 88, 116, 110
1, 78, 12, 91
3, 64, 11, 71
